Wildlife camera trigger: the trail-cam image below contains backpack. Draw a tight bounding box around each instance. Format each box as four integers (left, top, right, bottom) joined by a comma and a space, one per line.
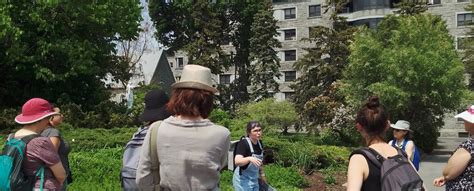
391, 139, 421, 171
352, 147, 423, 191
121, 121, 161, 191
0, 134, 45, 191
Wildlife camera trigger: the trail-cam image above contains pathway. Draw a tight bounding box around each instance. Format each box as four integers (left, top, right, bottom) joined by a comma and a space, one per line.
419, 137, 467, 191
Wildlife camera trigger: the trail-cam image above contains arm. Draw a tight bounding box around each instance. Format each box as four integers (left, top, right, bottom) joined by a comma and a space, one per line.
49, 162, 66, 185
136, 128, 155, 190
220, 134, 231, 170
442, 148, 471, 180
405, 141, 415, 161
49, 137, 61, 151
346, 154, 368, 191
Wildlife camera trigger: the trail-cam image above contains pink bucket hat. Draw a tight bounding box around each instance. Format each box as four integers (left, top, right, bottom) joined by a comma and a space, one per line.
14, 98, 58, 124
454, 105, 474, 123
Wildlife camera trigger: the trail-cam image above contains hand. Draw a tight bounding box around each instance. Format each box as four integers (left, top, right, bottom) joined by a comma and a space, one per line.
433, 176, 446, 187
247, 157, 262, 167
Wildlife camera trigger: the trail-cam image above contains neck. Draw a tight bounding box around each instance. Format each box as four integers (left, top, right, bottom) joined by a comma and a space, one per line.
249, 137, 258, 144
22, 125, 43, 134
395, 137, 404, 142
366, 136, 385, 146
175, 115, 203, 121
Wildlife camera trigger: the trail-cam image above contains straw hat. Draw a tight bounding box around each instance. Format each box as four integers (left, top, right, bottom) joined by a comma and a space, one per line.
171, 65, 218, 93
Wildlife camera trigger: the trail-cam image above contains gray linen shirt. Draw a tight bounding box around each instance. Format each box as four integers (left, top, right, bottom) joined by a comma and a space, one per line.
136, 116, 231, 191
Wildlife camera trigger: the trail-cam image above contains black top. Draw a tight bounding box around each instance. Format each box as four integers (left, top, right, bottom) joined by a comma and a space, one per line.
234, 138, 263, 171
350, 149, 381, 191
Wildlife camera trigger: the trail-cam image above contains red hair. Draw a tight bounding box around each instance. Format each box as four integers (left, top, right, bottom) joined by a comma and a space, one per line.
167, 88, 214, 118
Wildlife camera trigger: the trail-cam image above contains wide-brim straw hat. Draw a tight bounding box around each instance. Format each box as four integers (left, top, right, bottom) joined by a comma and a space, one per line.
171, 65, 218, 94
15, 98, 58, 124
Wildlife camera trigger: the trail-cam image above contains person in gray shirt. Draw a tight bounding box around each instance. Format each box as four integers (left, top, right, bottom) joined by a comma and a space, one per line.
136, 65, 231, 191
42, 107, 71, 191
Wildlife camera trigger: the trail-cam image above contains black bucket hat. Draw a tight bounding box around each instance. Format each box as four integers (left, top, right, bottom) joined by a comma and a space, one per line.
139, 89, 171, 122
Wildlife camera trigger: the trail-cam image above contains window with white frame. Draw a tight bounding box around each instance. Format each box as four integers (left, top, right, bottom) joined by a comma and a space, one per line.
219, 74, 231, 85
309, 5, 321, 17
176, 57, 184, 69
284, 50, 296, 61
458, 13, 473, 27
284, 8, 296, 19
284, 71, 296, 82
283, 29, 296, 41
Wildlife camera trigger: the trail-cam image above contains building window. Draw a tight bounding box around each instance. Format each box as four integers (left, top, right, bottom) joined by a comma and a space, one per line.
176, 57, 184, 69
284, 71, 296, 82
458, 13, 473, 27
284, 92, 295, 100
457, 37, 473, 50
457, 0, 469, 2
309, 5, 321, 17
284, 50, 296, 61
284, 8, 296, 19
283, 29, 296, 41
429, 0, 441, 4
176, 76, 181, 81
169, 62, 174, 68
219, 74, 231, 85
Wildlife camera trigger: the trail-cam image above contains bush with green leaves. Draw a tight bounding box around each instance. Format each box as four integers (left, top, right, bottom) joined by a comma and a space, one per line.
234, 98, 298, 134
0, 107, 18, 133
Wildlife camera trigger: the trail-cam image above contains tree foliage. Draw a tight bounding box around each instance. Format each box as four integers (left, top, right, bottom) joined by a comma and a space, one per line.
0, 1, 142, 110
342, 14, 466, 152
148, 0, 229, 74
463, 2, 474, 89
149, 0, 281, 111
292, 1, 356, 132
249, 1, 282, 100
235, 98, 298, 134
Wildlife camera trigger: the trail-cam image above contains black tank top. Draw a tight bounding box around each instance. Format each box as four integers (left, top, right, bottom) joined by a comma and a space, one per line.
350, 149, 381, 191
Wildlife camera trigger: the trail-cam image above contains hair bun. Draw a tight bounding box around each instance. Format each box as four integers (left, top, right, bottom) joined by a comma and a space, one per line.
367, 96, 380, 108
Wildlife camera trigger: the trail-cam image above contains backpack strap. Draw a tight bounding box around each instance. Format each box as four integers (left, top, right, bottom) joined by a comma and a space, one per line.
20, 134, 40, 144
350, 147, 384, 168
150, 121, 161, 188
244, 137, 255, 154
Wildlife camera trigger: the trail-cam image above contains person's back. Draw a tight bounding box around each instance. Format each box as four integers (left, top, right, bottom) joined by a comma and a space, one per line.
156, 116, 230, 190
351, 143, 399, 190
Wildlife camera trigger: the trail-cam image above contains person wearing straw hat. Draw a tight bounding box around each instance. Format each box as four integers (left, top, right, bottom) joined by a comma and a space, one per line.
434, 106, 474, 190
136, 65, 231, 191
12, 98, 67, 191
388, 120, 420, 170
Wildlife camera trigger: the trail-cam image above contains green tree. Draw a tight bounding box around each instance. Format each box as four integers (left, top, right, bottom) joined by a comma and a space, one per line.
249, 1, 281, 100
292, 1, 356, 132
342, 14, 466, 152
462, 2, 474, 89
0, 1, 142, 109
148, 0, 229, 74
235, 98, 297, 134
394, 0, 428, 15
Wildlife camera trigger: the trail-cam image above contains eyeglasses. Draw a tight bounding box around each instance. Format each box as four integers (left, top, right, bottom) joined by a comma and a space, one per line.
393, 129, 406, 132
